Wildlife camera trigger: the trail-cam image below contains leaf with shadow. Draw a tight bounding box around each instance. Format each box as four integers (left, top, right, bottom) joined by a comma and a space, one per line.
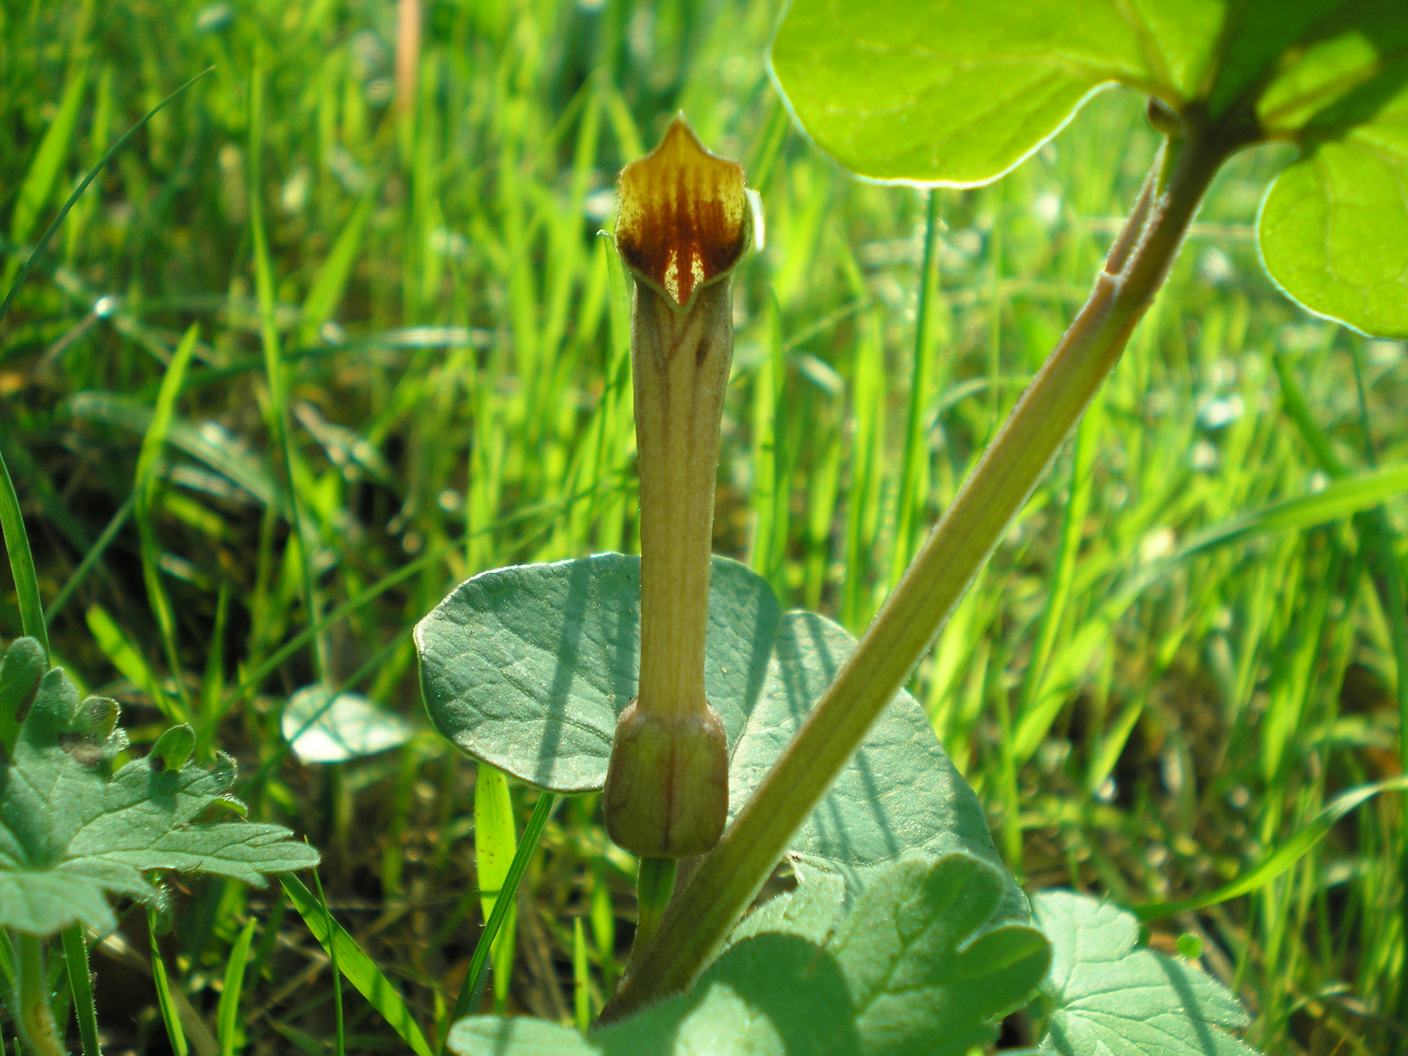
450, 853, 1050, 1056
416, 555, 1017, 907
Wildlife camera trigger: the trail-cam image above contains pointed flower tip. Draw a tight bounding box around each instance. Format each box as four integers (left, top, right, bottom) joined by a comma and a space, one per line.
615, 115, 750, 308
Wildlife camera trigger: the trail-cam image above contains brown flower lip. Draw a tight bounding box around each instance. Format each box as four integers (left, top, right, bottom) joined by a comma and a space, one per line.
615, 115, 751, 310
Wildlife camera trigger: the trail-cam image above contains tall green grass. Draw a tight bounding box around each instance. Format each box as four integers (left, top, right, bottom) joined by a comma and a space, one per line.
2, 0, 1405, 1052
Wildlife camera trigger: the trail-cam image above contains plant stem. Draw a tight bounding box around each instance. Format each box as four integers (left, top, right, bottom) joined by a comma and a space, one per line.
604, 117, 750, 859
601, 128, 1232, 1021
59, 925, 101, 1056
13, 933, 64, 1056
632, 857, 678, 959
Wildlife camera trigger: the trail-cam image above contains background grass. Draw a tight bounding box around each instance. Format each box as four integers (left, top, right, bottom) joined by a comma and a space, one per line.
2, 0, 1406, 1052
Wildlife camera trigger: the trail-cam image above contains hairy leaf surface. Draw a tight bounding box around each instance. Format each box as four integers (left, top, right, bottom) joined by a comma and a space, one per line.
0, 638, 319, 936
1034, 892, 1256, 1056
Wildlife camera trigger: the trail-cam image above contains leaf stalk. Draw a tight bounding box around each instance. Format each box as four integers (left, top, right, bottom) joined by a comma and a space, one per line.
13, 933, 65, 1056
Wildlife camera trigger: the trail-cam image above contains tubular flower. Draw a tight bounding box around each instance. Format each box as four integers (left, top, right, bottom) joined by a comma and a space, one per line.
603, 117, 754, 858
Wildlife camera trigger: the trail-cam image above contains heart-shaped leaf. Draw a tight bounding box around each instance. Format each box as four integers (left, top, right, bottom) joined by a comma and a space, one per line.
416, 554, 1014, 902
770, 0, 1408, 336
450, 853, 1050, 1056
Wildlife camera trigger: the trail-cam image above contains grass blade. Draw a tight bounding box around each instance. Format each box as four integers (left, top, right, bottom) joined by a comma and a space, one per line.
300, 195, 374, 346
1176, 462, 1408, 558
0, 446, 47, 657
6, 68, 88, 256
133, 323, 202, 720
0, 930, 13, 992
443, 791, 557, 1046
473, 764, 518, 1010
147, 913, 190, 1056
279, 875, 434, 1056
1136, 776, 1408, 920
247, 53, 324, 681
311, 870, 345, 1056
0, 68, 213, 327
572, 918, 590, 1032
216, 919, 256, 1056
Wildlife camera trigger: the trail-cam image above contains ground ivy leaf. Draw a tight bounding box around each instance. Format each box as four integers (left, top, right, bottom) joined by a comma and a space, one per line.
771, 0, 1408, 336
281, 684, 416, 764
724, 870, 846, 950
1034, 892, 1258, 1056
0, 639, 320, 936
449, 853, 1050, 1056
416, 555, 1018, 908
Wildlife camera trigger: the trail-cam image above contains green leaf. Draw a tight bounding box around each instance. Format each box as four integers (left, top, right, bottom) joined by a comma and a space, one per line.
416, 555, 1015, 902
770, 0, 1408, 335
450, 853, 1051, 1056
280, 684, 416, 764
7, 66, 88, 251
474, 764, 519, 1006
724, 869, 846, 949
0, 639, 320, 936
0, 635, 46, 753
1034, 892, 1258, 1056
1258, 83, 1408, 338
771, 0, 1159, 186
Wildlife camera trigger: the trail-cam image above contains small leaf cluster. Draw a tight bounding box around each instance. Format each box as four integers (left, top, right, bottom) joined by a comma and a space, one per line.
0, 636, 319, 937
444, 850, 1257, 1056
771, 0, 1408, 339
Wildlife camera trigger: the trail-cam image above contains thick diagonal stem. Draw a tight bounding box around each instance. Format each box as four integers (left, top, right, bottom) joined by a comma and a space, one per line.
602, 131, 1230, 1020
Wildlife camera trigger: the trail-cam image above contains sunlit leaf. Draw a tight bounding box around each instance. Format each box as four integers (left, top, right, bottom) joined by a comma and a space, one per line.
770, 0, 1408, 335
1034, 892, 1256, 1056
281, 685, 415, 764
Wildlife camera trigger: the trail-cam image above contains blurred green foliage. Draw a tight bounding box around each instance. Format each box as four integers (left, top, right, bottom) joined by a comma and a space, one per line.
1, 0, 1405, 1052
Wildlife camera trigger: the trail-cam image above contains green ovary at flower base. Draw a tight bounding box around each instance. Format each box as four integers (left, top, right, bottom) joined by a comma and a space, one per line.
602, 116, 753, 859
